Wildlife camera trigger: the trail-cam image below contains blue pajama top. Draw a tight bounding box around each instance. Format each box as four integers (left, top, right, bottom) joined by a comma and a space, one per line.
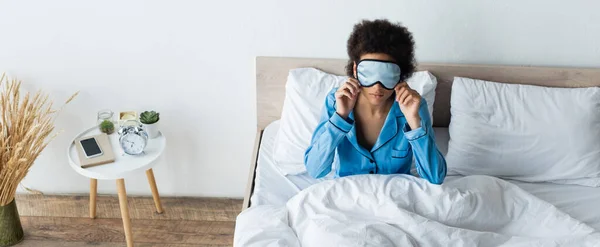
304, 88, 447, 184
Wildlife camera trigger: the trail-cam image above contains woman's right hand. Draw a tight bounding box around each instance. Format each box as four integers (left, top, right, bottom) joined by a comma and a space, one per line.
335, 78, 361, 119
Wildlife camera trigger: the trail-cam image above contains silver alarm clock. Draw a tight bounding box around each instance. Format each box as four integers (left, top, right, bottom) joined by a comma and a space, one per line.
118, 120, 149, 155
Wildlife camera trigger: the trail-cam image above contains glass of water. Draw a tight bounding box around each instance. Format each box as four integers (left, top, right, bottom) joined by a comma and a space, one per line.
97, 109, 114, 125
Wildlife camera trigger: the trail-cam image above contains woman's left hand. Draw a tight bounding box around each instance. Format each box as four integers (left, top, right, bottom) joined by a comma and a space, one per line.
395, 82, 422, 129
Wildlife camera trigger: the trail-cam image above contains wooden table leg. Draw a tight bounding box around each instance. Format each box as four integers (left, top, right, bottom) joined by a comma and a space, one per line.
145, 169, 164, 214
90, 179, 97, 219
117, 179, 134, 247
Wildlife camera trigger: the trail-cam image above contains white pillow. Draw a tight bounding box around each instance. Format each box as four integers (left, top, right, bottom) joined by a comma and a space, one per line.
273, 68, 347, 175
446, 77, 600, 186
273, 68, 439, 175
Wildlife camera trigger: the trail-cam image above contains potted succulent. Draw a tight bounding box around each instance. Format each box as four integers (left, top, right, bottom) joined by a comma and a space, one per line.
99, 120, 115, 135
140, 111, 160, 138
0, 73, 77, 246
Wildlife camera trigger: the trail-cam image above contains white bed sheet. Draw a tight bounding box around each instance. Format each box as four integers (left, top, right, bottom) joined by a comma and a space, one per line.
251, 121, 600, 230
250, 121, 324, 206
479, 177, 600, 231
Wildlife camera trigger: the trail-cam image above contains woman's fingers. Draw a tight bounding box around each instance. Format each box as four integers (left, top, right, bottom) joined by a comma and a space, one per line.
395, 82, 419, 104
338, 83, 353, 94
398, 89, 410, 104
395, 83, 407, 95
348, 78, 360, 88
394, 82, 408, 91
403, 90, 420, 105
345, 83, 357, 95
336, 89, 353, 99
403, 94, 413, 105
337, 84, 357, 99
344, 88, 355, 98
349, 80, 361, 89
396, 87, 407, 102
346, 79, 361, 94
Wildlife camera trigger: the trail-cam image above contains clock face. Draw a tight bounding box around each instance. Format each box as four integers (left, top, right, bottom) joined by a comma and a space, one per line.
120, 133, 147, 155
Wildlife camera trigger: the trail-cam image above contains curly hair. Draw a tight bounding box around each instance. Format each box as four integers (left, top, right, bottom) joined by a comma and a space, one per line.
345, 19, 416, 82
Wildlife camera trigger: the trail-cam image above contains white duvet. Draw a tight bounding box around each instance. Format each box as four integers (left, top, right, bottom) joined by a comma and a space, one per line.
235, 175, 600, 247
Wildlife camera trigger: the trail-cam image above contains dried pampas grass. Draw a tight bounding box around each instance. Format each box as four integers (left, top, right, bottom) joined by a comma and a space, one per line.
0, 73, 77, 206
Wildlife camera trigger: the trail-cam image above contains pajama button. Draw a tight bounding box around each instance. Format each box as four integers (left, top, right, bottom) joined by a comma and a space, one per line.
369, 159, 374, 163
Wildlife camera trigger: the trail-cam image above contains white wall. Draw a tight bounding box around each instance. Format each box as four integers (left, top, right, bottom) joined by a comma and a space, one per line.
1, 0, 599, 198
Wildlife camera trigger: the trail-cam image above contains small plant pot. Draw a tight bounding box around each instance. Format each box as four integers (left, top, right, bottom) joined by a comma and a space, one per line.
142, 122, 160, 139
0, 199, 24, 246
100, 128, 115, 135
99, 125, 115, 135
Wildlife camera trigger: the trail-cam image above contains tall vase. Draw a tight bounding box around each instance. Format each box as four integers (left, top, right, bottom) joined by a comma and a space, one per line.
0, 199, 24, 246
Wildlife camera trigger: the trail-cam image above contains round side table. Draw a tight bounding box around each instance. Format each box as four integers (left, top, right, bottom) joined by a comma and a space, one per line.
67, 126, 166, 247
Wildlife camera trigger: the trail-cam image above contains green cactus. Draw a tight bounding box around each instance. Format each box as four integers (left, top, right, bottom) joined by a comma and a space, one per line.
99, 120, 115, 134
140, 111, 160, 124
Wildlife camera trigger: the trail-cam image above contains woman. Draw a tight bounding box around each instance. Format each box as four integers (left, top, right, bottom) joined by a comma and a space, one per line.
304, 19, 446, 184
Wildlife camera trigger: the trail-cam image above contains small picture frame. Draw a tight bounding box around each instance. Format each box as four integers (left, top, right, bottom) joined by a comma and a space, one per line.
119, 111, 137, 126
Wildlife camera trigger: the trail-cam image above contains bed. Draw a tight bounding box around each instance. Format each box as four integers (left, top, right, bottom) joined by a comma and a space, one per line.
237, 57, 600, 246
250, 119, 600, 230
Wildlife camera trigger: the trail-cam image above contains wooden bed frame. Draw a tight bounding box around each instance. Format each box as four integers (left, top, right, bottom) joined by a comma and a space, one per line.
242, 56, 600, 210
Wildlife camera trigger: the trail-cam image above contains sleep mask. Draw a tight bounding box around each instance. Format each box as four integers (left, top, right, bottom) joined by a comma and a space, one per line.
356, 59, 402, 90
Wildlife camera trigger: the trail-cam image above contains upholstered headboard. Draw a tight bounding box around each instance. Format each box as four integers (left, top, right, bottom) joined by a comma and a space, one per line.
256, 56, 600, 128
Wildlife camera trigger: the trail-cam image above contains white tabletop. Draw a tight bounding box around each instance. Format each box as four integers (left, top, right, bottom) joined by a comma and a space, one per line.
68, 126, 166, 180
